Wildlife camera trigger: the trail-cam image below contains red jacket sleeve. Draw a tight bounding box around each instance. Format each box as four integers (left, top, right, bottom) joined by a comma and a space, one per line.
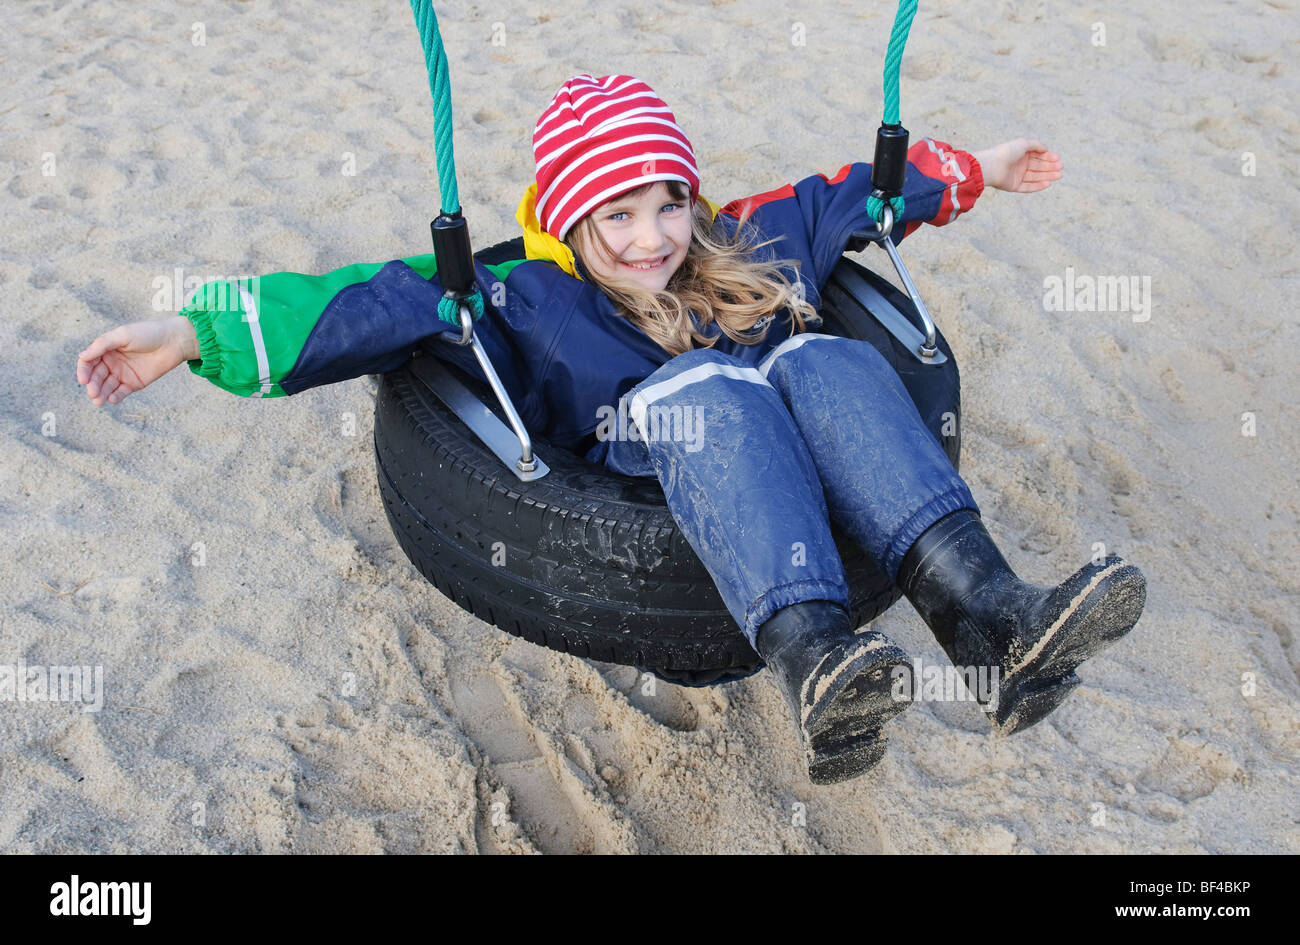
717, 137, 985, 297
893, 138, 985, 239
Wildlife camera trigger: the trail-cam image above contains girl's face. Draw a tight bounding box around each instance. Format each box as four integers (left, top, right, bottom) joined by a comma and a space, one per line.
580, 182, 692, 292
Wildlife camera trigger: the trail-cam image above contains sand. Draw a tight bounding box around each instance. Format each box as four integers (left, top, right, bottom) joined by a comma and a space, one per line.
2, 0, 1297, 853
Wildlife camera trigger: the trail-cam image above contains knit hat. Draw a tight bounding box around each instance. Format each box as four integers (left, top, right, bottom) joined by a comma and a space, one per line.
533, 74, 700, 242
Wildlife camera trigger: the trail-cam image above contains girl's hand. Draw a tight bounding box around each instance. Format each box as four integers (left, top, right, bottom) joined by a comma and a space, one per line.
77, 316, 198, 406
972, 138, 1063, 193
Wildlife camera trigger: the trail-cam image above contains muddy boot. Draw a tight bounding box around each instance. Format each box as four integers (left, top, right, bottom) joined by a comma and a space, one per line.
755, 600, 912, 784
897, 509, 1146, 736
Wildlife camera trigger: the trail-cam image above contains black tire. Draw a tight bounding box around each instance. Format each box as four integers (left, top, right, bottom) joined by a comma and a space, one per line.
374, 240, 960, 686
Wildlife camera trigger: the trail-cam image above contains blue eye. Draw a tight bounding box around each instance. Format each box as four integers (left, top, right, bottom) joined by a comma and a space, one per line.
607, 203, 682, 222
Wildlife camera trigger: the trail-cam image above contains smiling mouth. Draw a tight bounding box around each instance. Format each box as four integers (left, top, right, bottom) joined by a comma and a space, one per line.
621, 255, 668, 271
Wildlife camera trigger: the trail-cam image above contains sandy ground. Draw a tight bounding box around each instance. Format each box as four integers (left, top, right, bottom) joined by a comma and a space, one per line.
2, 0, 1297, 853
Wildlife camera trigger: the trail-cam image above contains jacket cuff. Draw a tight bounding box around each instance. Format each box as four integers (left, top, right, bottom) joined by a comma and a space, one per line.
181, 301, 222, 380
963, 150, 986, 205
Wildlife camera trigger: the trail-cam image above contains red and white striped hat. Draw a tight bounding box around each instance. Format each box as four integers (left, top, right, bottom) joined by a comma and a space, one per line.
533, 74, 700, 241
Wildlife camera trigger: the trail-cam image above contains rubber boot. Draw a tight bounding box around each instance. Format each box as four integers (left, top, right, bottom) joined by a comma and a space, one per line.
755, 600, 912, 784
897, 509, 1147, 735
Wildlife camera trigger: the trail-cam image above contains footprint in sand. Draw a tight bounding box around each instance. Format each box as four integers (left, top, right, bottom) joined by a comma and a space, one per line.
592, 660, 703, 732
447, 665, 634, 854
1136, 733, 1246, 803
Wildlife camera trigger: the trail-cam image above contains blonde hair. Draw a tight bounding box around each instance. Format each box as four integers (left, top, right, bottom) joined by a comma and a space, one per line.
565, 180, 821, 357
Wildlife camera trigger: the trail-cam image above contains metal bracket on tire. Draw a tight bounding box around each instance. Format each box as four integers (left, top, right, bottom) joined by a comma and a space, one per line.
829, 265, 947, 366
418, 304, 550, 481
846, 204, 945, 365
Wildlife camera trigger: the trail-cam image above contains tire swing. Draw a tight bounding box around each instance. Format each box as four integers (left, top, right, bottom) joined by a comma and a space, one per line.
375, 0, 958, 686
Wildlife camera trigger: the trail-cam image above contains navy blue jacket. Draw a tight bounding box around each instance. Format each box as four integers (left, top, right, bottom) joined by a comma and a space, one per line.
182, 138, 985, 466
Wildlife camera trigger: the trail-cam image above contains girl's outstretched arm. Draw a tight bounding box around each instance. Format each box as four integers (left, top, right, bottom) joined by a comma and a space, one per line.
75, 254, 548, 439
130, 255, 518, 401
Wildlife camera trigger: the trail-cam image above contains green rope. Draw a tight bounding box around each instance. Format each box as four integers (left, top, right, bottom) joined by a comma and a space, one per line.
865, 190, 900, 229
409, 0, 462, 214
867, 0, 919, 227
437, 291, 483, 326
881, 0, 918, 127
409, 0, 484, 325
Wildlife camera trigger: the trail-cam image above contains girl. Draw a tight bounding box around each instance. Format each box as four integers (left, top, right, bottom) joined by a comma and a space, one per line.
77, 74, 1146, 785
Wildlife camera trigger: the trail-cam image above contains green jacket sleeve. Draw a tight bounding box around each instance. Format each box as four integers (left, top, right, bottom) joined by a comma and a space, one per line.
178, 253, 445, 398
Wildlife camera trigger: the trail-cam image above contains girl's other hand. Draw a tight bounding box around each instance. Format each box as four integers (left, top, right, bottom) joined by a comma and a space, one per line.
77, 316, 198, 406
972, 138, 1063, 193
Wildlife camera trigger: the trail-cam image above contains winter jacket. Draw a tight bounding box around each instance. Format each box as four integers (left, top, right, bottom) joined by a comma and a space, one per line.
179, 138, 984, 465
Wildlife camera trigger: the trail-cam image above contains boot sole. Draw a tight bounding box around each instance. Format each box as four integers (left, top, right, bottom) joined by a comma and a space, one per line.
808, 725, 891, 785
801, 637, 912, 783
989, 672, 1082, 737
990, 557, 1146, 736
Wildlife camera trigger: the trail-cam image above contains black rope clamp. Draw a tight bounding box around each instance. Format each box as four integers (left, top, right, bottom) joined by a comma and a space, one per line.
430, 211, 476, 300
870, 122, 910, 201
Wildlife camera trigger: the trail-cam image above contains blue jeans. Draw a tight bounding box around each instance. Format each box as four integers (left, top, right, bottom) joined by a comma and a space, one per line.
602, 333, 979, 649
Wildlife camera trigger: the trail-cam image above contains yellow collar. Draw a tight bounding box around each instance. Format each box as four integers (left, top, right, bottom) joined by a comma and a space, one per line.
515, 183, 721, 280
